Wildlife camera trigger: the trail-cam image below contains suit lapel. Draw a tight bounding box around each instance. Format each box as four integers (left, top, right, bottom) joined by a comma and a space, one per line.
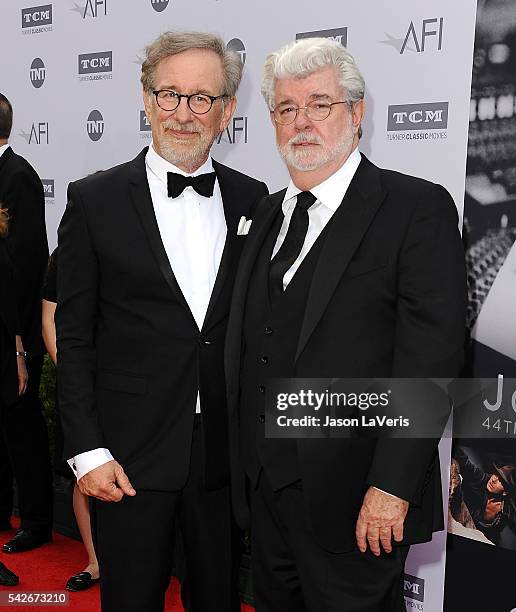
295, 156, 387, 361
128, 147, 196, 325
0, 147, 14, 174
202, 161, 243, 330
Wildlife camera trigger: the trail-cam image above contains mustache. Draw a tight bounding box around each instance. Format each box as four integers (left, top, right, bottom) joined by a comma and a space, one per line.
161, 118, 202, 133
287, 132, 323, 146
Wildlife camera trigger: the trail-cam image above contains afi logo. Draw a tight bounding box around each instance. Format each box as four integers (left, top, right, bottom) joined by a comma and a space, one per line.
28, 122, 49, 144
151, 0, 169, 12
86, 110, 104, 141
83, 0, 106, 18
22, 5, 52, 27
387, 102, 449, 131
30, 58, 46, 88
216, 117, 248, 145
403, 574, 424, 603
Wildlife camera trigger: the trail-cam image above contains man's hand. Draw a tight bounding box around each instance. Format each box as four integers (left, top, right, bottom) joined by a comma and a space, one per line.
15, 335, 28, 396
356, 487, 409, 556
78, 460, 136, 502
483, 498, 503, 523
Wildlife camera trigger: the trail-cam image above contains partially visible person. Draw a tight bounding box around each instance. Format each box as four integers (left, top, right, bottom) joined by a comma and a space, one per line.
452, 446, 516, 545
0, 207, 25, 588
42, 248, 99, 591
0, 92, 53, 554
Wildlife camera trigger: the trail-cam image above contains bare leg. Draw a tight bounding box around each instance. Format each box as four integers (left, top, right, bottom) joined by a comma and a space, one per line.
73, 484, 99, 578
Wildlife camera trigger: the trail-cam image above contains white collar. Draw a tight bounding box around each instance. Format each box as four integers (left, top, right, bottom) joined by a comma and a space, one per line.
145, 143, 214, 187
283, 147, 361, 211
0, 144, 10, 159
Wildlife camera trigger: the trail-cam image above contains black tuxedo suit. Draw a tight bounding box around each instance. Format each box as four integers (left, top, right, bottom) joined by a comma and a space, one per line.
225, 155, 467, 611
56, 147, 267, 612
0, 146, 52, 535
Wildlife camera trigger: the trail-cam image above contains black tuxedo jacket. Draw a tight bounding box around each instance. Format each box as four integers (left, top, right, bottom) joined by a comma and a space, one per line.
225, 155, 467, 552
56, 147, 267, 491
0, 147, 48, 356
0, 240, 19, 407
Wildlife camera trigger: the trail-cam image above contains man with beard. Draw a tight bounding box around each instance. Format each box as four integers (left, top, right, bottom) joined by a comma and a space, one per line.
56, 31, 267, 612
225, 38, 466, 611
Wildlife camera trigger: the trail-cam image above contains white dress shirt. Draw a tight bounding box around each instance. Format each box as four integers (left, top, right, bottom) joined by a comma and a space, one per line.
272, 147, 361, 285
0, 143, 9, 159
69, 144, 227, 480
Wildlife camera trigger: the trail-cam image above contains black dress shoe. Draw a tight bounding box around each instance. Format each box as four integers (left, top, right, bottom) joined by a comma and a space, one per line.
2, 529, 52, 553
0, 562, 19, 586
66, 571, 99, 592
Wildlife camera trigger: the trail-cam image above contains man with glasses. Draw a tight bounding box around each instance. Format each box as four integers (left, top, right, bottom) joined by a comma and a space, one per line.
56, 31, 267, 612
225, 38, 466, 611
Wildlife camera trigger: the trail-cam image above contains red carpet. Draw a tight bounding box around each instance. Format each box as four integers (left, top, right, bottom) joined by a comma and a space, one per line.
0, 519, 254, 612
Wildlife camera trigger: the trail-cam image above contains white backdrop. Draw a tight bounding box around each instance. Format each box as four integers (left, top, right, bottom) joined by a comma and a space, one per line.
0, 1, 478, 609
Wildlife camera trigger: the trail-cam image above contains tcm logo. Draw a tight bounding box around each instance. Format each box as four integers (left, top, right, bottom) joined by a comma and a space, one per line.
78, 51, 112, 74
403, 574, 424, 603
226, 39, 246, 66
382, 17, 443, 54
19, 122, 49, 145
71, 0, 107, 18
21, 4, 53, 32
387, 102, 448, 131
41, 179, 55, 199
139, 110, 151, 132
216, 117, 248, 145
150, 0, 169, 12
296, 28, 347, 47
30, 58, 46, 88
86, 110, 104, 141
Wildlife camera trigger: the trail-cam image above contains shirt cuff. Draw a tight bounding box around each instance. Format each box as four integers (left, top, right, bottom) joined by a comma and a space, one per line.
372, 486, 397, 499
68, 448, 114, 481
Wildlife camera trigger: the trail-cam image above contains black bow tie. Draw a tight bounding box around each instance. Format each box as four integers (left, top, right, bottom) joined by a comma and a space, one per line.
167, 172, 216, 198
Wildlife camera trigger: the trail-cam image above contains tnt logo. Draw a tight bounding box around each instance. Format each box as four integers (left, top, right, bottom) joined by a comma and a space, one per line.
403, 574, 424, 603
150, 0, 169, 12
296, 28, 347, 47
21, 4, 52, 28
30, 58, 46, 88
140, 111, 151, 132
78, 51, 112, 74
226, 39, 246, 66
387, 102, 448, 131
86, 110, 104, 141
41, 179, 55, 199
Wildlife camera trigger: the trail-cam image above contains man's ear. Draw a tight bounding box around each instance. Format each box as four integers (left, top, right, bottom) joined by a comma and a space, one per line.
219, 96, 237, 133
351, 99, 365, 134
143, 88, 153, 124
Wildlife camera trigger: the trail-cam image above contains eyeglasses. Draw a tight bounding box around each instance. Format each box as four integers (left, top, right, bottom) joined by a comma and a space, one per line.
153, 89, 226, 114
272, 100, 351, 125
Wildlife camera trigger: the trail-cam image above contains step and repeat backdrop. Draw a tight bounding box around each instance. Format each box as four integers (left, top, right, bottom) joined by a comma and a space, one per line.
0, 1, 479, 610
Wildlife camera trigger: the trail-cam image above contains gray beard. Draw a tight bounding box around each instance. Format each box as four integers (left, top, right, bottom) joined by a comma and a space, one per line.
157, 119, 216, 171
278, 129, 354, 172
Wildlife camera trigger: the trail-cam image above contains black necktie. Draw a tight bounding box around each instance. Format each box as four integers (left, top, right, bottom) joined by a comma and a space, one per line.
269, 191, 317, 299
167, 171, 216, 198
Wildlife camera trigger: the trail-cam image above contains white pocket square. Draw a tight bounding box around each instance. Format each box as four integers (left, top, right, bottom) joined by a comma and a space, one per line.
237, 216, 252, 236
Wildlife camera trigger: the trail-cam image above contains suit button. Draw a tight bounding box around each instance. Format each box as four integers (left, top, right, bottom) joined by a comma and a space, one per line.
203, 340, 212, 346
258, 414, 265, 424
264, 327, 273, 335
259, 385, 265, 394
260, 356, 268, 364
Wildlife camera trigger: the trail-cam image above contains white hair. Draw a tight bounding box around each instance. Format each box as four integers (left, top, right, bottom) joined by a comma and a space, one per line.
261, 37, 365, 110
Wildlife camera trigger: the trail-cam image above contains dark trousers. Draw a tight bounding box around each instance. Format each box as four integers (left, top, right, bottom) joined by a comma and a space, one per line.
91, 418, 241, 612
250, 473, 409, 612
0, 430, 13, 524
1, 356, 53, 533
